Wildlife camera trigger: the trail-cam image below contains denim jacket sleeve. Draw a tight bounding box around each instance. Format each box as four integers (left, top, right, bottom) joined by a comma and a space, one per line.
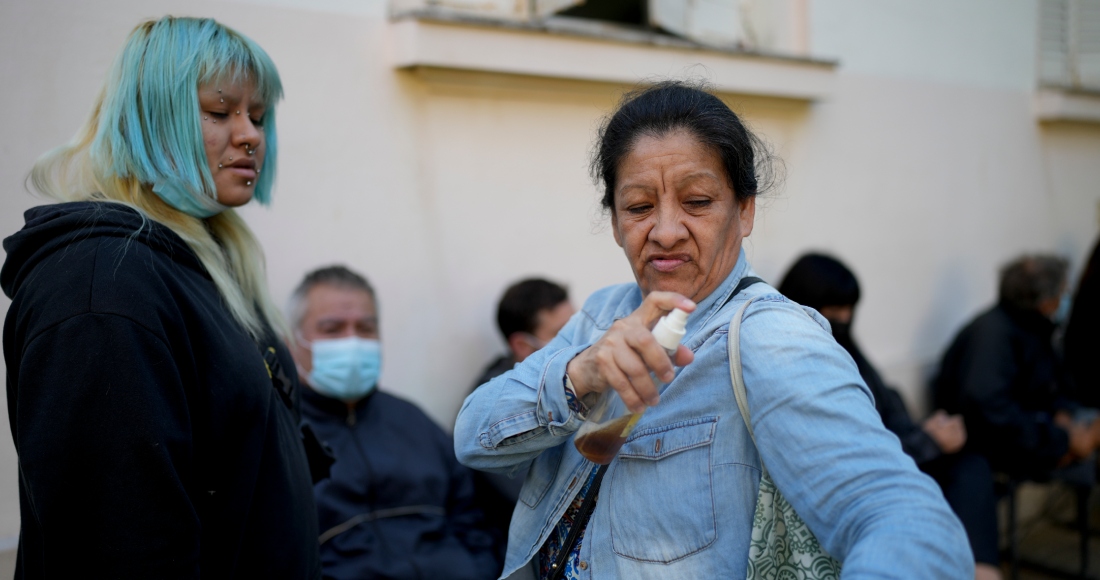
738, 296, 973, 577
454, 311, 592, 473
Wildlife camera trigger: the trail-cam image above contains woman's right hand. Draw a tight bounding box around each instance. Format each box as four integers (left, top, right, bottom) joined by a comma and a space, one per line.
566, 291, 696, 414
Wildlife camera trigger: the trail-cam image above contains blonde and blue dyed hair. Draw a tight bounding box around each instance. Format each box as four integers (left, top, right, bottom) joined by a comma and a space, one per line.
92, 16, 282, 214
30, 16, 288, 341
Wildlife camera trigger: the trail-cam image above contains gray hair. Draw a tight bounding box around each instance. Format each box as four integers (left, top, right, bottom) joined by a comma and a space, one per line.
998, 255, 1068, 311
287, 265, 376, 330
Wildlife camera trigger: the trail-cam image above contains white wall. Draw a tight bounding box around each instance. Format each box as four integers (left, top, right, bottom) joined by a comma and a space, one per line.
1, 0, 1099, 557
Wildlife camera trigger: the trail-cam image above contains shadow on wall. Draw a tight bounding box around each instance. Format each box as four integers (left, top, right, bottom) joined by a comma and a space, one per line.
912, 258, 978, 408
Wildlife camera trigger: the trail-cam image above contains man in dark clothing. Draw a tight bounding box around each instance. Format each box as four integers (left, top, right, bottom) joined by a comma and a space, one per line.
780, 253, 1000, 575
933, 254, 1100, 477
289, 266, 502, 580
467, 278, 575, 575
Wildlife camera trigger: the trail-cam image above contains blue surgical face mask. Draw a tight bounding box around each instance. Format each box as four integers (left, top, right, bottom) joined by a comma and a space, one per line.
306, 336, 381, 402
1052, 292, 1072, 324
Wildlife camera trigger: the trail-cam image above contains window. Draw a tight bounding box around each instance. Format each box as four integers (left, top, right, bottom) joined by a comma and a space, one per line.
1039, 0, 1100, 92
400, 0, 808, 56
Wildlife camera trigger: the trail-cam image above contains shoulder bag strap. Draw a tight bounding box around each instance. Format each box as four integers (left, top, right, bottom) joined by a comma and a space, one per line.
728, 296, 760, 447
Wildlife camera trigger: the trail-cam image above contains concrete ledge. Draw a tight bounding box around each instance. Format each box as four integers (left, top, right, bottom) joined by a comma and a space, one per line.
389, 12, 837, 101
1035, 88, 1100, 124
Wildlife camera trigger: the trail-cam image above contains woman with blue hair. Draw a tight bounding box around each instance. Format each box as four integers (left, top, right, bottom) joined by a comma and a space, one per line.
2, 16, 321, 577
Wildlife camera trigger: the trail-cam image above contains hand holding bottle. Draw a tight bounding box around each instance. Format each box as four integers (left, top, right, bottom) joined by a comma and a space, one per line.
566, 291, 696, 414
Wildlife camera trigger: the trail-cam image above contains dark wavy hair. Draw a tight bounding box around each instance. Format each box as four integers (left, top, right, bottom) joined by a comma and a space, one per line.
592, 80, 777, 210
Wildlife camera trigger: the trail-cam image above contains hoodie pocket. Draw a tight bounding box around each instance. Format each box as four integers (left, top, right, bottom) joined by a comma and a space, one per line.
608, 417, 718, 563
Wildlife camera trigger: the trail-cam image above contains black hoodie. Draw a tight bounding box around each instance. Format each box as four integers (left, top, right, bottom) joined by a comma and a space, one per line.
2, 202, 320, 579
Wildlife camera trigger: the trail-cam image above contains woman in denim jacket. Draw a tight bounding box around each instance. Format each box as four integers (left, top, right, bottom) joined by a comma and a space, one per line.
455, 81, 973, 579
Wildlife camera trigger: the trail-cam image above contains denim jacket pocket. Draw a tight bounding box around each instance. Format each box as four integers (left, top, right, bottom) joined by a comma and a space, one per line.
519, 442, 565, 509
608, 416, 718, 563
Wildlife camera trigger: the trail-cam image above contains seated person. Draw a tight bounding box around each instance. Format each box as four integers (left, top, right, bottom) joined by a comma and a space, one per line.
467, 278, 575, 577
471, 278, 575, 390
933, 254, 1100, 476
289, 265, 502, 580
780, 253, 1000, 579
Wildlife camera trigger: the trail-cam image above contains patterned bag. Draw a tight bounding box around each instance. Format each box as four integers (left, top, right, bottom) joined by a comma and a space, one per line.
727, 297, 842, 580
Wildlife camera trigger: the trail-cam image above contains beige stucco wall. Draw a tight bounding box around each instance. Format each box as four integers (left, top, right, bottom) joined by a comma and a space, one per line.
1, 0, 1099, 561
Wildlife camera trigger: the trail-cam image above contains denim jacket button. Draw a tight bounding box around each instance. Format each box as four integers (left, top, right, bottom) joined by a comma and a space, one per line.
579, 561, 588, 570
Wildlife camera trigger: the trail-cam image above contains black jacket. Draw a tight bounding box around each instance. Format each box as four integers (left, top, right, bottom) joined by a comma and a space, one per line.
2, 202, 321, 578
301, 387, 502, 580
835, 330, 942, 465
932, 302, 1074, 476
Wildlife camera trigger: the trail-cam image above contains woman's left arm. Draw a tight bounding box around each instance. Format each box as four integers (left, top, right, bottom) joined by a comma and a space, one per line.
738, 297, 973, 577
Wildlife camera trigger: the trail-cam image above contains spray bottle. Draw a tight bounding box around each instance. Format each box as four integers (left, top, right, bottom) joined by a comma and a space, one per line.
573, 308, 690, 464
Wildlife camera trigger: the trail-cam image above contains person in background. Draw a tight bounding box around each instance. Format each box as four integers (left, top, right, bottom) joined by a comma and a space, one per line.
779, 253, 1001, 580
1064, 237, 1100, 407
1, 16, 320, 577
289, 265, 503, 580
472, 278, 576, 390
934, 255, 1100, 477
467, 278, 576, 579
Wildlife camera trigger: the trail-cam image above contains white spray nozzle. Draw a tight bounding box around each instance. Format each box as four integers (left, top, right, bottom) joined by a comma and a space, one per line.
652, 307, 690, 353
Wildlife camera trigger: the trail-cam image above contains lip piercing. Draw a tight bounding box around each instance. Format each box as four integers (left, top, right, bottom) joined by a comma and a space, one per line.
218, 163, 223, 168
246, 181, 252, 185
229, 157, 233, 161
220, 98, 224, 103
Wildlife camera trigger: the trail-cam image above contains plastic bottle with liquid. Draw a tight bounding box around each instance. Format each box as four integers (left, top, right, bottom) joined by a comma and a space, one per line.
573, 308, 689, 464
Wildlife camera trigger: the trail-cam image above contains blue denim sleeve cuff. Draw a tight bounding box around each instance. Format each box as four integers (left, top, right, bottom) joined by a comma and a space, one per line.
535, 344, 590, 437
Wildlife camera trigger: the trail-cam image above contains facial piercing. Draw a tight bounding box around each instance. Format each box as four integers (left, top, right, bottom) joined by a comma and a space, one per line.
203, 116, 208, 120
220, 98, 224, 103
256, 169, 261, 175
217, 88, 222, 93
218, 163, 223, 168
246, 181, 252, 185
229, 157, 233, 161
236, 110, 241, 115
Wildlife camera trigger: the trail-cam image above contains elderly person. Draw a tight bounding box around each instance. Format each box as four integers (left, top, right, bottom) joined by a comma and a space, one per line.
2, 17, 319, 577
289, 265, 503, 580
455, 81, 971, 579
933, 255, 1100, 477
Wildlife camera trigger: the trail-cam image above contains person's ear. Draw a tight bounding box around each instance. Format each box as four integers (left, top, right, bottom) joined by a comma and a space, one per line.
508, 332, 535, 362
738, 195, 756, 238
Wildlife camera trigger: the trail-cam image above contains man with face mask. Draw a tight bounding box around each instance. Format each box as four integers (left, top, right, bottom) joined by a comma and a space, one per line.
289, 266, 503, 580
780, 253, 1002, 580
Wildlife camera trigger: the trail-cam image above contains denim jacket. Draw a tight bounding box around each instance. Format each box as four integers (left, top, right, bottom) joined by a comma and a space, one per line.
455, 251, 973, 579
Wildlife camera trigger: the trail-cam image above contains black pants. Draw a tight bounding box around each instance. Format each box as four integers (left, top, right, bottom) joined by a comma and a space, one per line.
921, 452, 1000, 565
